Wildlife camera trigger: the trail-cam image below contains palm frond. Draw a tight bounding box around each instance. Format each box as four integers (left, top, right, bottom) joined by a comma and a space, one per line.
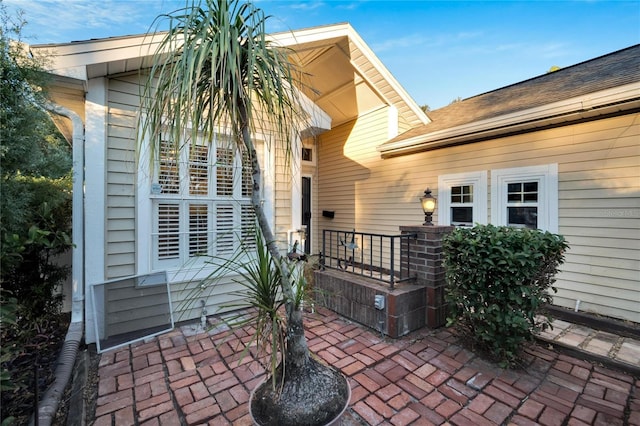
139, 0, 307, 170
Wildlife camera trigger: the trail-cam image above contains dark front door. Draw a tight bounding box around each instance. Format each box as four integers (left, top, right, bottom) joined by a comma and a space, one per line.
302, 177, 311, 254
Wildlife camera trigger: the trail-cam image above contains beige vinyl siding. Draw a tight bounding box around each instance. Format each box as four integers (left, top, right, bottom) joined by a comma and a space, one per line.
318, 111, 640, 322
169, 277, 252, 322
274, 142, 293, 247
104, 73, 294, 329
106, 75, 139, 279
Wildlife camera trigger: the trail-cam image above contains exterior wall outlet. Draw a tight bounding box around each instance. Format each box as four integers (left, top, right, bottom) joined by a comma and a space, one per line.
374, 295, 385, 310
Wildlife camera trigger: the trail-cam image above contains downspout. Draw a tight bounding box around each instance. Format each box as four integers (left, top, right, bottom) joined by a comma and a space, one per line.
30, 102, 85, 426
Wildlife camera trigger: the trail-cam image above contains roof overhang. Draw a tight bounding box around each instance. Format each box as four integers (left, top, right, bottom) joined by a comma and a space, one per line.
30, 23, 428, 131
378, 82, 640, 158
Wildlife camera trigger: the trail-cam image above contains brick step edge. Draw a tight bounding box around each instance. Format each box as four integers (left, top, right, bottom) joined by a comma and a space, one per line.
534, 335, 640, 377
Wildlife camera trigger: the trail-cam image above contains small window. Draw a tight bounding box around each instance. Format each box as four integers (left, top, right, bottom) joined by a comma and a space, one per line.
451, 185, 474, 226
302, 147, 313, 162
506, 181, 538, 229
438, 171, 488, 227
491, 164, 558, 233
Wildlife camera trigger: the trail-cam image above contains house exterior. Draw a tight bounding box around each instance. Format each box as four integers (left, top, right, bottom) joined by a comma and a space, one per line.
35, 25, 639, 346
315, 44, 640, 324
32, 23, 428, 346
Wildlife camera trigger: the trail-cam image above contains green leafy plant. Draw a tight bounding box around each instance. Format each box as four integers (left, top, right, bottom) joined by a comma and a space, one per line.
443, 224, 568, 367
0, 290, 18, 393
1, 6, 73, 423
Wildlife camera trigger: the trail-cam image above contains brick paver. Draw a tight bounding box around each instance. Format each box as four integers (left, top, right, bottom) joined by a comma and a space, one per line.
93, 307, 639, 425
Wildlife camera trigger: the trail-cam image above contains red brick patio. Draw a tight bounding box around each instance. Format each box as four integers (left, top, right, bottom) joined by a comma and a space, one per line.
93, 307, 640, 425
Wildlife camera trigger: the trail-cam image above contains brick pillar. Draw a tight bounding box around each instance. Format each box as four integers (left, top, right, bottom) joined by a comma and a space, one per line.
400, 225, 454, 328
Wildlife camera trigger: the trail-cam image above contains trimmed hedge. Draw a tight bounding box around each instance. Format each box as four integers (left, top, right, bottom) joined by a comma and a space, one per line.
443, 224, 568, 367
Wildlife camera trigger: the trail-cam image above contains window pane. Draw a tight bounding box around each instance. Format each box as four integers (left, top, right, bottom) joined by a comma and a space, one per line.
189, 144, 209, 195
216, 148, 233, 196
241, 205, 256, 250
451, 207, 473, 226
159, 140, 180, 194
508, 206, 538, 229
189, 204, 209, 256
507, 183, 521, 193
216, 205, 234, 254
451, 185, 473, 204
157, 204, 180, 259
508, 181, 538, 203
241, 149, 253, 197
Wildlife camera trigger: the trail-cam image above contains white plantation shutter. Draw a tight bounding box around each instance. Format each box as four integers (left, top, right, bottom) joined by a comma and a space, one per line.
156, 203, 180, 259
188, 203, 209, 256
241, 149, 253, 197
159, 139, 180, 194
189, 144, 209, 196
150, 135, 262, 269
241, 204, 256, 250
216, 204, 234, 254
216, 147, 233, 196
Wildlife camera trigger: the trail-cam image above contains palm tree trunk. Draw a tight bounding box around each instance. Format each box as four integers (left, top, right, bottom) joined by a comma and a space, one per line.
239, 107, 310, 371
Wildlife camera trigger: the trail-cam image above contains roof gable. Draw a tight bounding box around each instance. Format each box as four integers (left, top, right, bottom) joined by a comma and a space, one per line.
31, 23, 428, 130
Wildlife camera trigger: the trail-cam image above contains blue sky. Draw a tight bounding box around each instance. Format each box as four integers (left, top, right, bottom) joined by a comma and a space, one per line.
6, 0, 640, 109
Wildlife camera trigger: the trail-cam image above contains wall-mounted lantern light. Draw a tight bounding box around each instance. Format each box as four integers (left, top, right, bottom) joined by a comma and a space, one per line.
420, 188, 437, 226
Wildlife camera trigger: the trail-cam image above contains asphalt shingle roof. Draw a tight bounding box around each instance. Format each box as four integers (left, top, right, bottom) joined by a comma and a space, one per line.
390, 44, 640, 143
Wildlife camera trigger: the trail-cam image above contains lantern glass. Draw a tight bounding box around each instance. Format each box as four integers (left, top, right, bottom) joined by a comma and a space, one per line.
421, 198, 436, 213
420, 188, 437, 225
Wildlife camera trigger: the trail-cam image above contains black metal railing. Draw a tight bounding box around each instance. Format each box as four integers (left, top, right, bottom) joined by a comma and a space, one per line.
320, 229, 417, 289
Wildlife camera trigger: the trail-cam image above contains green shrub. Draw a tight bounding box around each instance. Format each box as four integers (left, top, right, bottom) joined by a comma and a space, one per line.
0, 175, 72, 317
443, 224, 568, 367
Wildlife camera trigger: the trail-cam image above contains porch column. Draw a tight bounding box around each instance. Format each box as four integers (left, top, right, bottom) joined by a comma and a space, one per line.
400, 225, 454, 328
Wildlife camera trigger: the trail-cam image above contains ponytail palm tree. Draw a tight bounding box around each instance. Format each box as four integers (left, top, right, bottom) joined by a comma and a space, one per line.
140, 1, 348, 424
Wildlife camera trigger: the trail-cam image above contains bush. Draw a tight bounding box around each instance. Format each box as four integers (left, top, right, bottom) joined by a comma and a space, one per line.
443, 224, 568, 367
0, 174, 72, 317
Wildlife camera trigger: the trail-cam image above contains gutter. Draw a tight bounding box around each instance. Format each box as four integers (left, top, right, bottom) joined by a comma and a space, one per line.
378, 82, 640, 158
30, 102, 85, 426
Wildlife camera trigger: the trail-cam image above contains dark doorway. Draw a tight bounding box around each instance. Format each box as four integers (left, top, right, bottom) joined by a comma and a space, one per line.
302, 176, 311, 254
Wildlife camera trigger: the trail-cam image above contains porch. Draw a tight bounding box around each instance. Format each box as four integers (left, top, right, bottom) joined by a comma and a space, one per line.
314, 226, 454, 338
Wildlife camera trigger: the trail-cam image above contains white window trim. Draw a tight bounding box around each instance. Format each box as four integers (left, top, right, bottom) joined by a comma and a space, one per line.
491, 164, 558, 233
137, 131, 273, 283
438, 171, 488, 226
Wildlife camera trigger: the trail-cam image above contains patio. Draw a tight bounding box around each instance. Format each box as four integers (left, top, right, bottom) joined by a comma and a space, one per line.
90, 307, 640, 425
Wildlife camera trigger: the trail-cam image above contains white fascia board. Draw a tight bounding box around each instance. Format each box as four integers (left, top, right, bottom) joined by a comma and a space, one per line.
269, 23, 352, 47
31, 33, 168, 80
379, 82, 640, 155
344, 26, 429, 126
